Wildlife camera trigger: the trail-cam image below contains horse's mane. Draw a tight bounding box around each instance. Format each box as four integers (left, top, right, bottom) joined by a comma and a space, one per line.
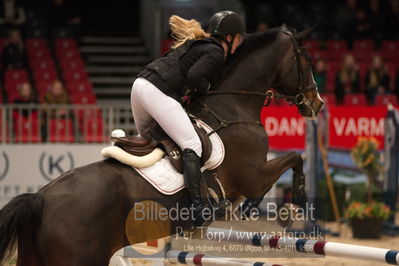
212, 26, 292, 86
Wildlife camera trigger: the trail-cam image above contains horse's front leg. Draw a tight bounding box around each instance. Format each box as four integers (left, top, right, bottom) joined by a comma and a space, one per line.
242, 151, 306, 213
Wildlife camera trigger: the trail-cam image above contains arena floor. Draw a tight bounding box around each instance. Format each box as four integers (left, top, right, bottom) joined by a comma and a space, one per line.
4, 216, 399, 266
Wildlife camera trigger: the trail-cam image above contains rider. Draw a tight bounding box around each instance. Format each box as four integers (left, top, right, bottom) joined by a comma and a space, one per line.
131, 11, 246, 223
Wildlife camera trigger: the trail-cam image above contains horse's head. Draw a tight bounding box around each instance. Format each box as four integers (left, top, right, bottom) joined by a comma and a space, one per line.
274, 26, 324, 119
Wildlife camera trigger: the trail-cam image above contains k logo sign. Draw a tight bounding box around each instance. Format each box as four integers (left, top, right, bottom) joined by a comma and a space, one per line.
0, 152, 10, 182
39, 151, 74, 182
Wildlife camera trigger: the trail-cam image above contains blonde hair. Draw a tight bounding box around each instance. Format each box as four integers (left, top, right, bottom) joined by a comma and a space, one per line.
169, 15, 210, 48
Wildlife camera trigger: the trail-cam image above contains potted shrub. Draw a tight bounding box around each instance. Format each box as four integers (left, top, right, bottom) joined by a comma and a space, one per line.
346, 201, 390, 238
346, 137, 391, 238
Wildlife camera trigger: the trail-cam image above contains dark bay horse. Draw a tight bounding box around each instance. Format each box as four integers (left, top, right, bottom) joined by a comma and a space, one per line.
0, 26, 324, 266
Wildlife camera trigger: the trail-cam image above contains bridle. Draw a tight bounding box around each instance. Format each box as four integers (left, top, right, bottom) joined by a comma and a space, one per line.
271, 30, 318, 110
195, 30, 318, 135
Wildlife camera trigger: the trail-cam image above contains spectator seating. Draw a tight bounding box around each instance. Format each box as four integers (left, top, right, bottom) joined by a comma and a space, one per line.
3, 30, 396, 144
4, 70, 29, 103
24, 38, 59, 99
62, 69, 89, 83
13, 113, 41, 143
26, 38, 47, 49
326, 40, 349, 62
375, 94, 398, 106
343, 94, 367, 106
70, 93, 96, 104
303, 40, 319, 52
320, 94, 336, 106
353, 39, 375, 51
80, 116, 106, 142
66, 81, 93, 94
59, 58, 85, 71
381, 40, 399, 63
49, 119, 74, 143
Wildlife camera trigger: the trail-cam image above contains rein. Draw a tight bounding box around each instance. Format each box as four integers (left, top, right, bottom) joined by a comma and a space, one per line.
198, 102, 263, 136
197, 30, 317, 136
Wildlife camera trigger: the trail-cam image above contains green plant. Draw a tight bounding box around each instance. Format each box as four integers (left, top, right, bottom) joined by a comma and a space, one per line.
345, 201, 391, 220
350, 137, 382, 202
351, 137, 381, 175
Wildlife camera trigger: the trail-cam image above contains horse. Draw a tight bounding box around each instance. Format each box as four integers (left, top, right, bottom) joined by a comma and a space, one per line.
0, 25, 324, 266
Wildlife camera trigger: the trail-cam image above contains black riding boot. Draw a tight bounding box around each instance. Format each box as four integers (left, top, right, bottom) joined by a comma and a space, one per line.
183, 149, 208, 226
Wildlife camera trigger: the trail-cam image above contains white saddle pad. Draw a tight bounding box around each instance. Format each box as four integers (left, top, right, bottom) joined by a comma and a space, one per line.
101, 120, 225, 195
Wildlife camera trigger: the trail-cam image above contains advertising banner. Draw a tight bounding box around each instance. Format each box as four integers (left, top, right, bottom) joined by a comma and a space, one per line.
328, 106, 387, 150
261, 106, 306, 150
0, 144, 105, 207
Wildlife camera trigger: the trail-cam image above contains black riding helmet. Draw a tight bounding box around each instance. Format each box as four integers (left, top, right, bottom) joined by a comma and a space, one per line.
208, 11, 246, 55
208, 11, 246, 35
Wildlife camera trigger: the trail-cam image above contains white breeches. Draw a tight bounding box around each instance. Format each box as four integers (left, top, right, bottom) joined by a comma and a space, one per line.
131, 77, 202, 157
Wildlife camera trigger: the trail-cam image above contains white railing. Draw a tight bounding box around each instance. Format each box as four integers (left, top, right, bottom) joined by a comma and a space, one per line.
0, 104, 134, 143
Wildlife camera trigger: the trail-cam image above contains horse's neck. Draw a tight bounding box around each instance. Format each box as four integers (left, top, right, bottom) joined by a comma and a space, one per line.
204, 42, 285, 120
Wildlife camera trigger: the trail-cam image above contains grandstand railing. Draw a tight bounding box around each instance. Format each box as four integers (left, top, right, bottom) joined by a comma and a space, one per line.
0, 104, 134, 144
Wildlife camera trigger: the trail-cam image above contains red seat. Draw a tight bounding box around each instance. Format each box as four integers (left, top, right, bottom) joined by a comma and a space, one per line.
62, 70, 88, 82
320, 93, 336, 106
66, 81, 93, 94
74, 108, 101, 122
327, 50, 348, 62
27, 48, 51, 60
375, 94, 398, 106
353, 50, 372, 63
303, 40, 319, 52
344, 94, 367, 106
49, 119, 74, 143
7, 89, 21, 103
70, 93, 96, 104
382, 40, 399, 53
30, 59, 56, 70
33, 69, 58, 83
327, 40, 348, 52
26, 38, 47, 49
311, 50, 328, 61
4, 80, 28, 102
55, 38, 78, 49
56, 49, 81, 60
353, 39, 375, 51
59, 58, 85, 71
13, 114, 41, 143
81, 117, 106, 143
55, 45, 79, 54
4, 69, 28, 82
381, 41, 399, 63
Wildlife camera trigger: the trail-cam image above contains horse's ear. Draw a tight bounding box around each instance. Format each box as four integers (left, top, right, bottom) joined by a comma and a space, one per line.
295, 24, 317, 41
281, 23, 288, 31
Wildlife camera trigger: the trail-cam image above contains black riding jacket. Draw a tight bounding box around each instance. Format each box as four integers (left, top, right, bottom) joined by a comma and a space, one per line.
137, 37, 225, 102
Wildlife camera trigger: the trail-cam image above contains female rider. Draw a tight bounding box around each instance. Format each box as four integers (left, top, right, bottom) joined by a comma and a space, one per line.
131, 11, 246, 223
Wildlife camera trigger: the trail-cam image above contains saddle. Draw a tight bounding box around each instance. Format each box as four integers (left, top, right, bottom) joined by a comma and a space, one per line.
111, 122, 212, 173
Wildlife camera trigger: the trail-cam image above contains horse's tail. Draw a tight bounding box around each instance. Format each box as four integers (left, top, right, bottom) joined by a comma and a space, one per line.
0, 193, 43, 264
